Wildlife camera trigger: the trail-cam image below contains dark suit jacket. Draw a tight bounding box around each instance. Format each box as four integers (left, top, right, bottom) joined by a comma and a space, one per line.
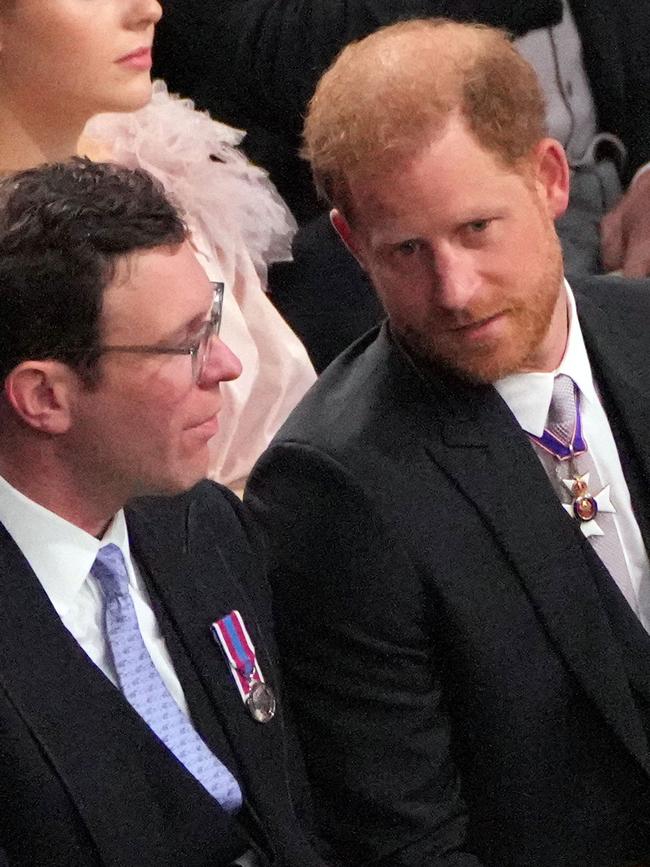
153, 0, 650, 222
246, 277, 650, 866
0, 481, 329, 867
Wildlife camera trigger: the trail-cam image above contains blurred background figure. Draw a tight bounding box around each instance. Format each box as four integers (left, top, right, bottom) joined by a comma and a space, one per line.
0, 0, 315, 495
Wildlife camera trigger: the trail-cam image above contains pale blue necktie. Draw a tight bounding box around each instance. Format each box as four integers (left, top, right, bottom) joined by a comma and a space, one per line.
92, 543, 242, 812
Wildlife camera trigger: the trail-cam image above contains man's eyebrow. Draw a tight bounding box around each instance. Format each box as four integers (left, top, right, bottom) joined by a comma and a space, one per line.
159, 310, 208, 344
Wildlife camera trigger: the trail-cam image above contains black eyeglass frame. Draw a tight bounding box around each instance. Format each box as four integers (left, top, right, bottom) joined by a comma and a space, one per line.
98, 281, 224, 385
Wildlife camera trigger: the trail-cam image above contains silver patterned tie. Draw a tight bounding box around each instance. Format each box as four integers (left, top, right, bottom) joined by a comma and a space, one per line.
530, 374, 638, 614
92, 543, 242, 812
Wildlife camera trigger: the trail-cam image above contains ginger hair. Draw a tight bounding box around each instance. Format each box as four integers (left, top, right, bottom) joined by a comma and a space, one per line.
302, 18, 547, 216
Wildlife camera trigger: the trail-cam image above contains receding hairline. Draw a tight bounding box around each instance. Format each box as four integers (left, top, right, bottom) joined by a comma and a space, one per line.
354, 18, 503, 85
303, 18, 547, 213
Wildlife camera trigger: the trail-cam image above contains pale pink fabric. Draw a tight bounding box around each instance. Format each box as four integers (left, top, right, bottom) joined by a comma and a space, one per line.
85, 82, 316, 496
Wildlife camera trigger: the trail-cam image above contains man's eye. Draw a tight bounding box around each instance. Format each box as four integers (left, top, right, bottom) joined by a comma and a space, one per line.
467, 219, 491, 233
395, 239, 421, 256
178, 333, 201, 352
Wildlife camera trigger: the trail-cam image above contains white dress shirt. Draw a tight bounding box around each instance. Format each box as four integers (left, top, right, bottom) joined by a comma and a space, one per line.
0, 474, 190, 714
495, 282, 650, 630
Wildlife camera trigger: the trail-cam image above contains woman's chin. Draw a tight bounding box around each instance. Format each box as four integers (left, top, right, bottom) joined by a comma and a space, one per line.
94, 80, 153, 116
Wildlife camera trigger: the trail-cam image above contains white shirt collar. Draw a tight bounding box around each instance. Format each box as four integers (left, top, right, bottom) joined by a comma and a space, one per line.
0, 474, 131, 618
494, 280, 599, 436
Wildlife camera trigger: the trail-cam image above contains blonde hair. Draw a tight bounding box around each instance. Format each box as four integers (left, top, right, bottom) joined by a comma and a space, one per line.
302, 18, 547, 215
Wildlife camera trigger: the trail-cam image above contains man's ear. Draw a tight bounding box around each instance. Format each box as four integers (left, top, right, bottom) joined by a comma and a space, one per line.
531, 138, 571, 220
330, 209, 367, 269
4, 361, 77, 435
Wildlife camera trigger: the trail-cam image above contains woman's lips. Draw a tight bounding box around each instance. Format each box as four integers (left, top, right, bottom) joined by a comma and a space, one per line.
116, 47, 152, 70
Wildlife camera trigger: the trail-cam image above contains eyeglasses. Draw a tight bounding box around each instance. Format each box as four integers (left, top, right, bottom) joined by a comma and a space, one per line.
98, 281, 224, 385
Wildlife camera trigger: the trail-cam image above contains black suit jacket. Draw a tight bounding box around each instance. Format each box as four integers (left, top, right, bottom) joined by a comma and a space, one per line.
154, 0, 650, 222
0, 481, 329, 867
246, 277, 650, 866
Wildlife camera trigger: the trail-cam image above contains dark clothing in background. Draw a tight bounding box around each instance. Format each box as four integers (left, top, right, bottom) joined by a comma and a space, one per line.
154, 1, 650, 222
268, 216, 383, 373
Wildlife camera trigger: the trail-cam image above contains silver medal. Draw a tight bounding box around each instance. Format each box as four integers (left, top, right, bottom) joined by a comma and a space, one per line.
246, 680, 276, 723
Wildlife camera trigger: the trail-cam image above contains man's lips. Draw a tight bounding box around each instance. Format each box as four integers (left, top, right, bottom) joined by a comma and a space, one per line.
187, 410, 220, 439
450, 312, 503, 331
116, 47, 152, 69
444, 311, 508, 341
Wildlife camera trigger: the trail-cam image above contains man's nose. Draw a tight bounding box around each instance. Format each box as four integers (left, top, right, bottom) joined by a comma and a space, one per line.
200, 337, 242, 387
432, 246, 481, 311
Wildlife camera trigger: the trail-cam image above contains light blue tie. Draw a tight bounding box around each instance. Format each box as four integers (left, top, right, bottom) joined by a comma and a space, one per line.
92, 543, 242, 812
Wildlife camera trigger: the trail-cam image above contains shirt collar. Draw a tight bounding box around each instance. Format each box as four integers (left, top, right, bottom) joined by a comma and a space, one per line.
0, 474, 131, 618
494, 280, 598, 436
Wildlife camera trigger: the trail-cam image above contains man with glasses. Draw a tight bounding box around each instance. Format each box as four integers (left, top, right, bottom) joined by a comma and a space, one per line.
0, 158, 329, 867
99, 279, 225, 385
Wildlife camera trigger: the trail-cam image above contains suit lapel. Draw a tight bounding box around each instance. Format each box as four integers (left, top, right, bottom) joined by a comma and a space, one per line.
385, 333, 650, 772
0, 523, 239, 865
577, 288, 650, 544
126, 498, 294, 839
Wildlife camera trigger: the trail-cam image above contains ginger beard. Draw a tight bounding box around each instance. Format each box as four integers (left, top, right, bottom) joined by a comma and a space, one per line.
338, 118, 571, 385
392, 218, 565, 384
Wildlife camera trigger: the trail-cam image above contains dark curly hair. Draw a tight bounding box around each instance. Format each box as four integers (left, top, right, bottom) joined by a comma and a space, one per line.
0, 158, 187, 384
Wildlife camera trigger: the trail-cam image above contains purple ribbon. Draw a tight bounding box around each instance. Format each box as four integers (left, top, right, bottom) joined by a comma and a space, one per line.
528, 381, 587, 461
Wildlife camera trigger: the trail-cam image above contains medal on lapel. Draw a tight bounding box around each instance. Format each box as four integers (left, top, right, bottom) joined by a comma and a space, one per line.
559, 471, 615, 537
564, 472, 598, 522
211, 610, 276, 723
528, 383, 616, 538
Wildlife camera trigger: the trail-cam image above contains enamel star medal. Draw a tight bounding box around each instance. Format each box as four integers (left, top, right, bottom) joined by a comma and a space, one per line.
567, 472, 598, 521
529, 381, 617, 538
560, 470, 616, 538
